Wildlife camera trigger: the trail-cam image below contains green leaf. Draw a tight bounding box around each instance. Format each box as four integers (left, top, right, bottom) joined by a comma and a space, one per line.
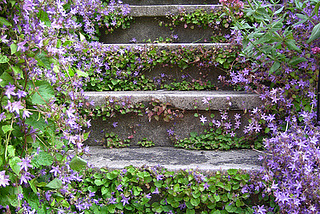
25, 112, 50, 132
0, 71, 14, 87
12, 66, 23, 76
307, 22, 320, 43
45, 178, 62, 189
29, 179, 38, 193
9, 157, 21, 175
269, 61, 280, 75
7, 145, 15, 157
31, 80, 55, 105
94, 179, 104, 186
289, 57, 308, 66
76, 69, 89, 77
224, 183, 232, 191
10, 43, 18, 55
35, 151, 54, 166
111, 79, 119, 85
0, 54, 9, 64
186, 209, 195, 214
225, 204, 237, 212
315, 1, 320, 16
2, 125, 13, 133
284, 39, 301, 52
274, 6, 284, 15
69, 156, 87, 171
0, 17, 12, 27
35, 51, 51, 69
227, 169, 238, 175
37, 10, 51, 27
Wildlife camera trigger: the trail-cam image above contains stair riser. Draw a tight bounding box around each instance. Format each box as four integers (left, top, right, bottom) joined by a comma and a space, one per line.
100, 12, 228, 44
85, 110, 250, 147
122, 0, 219, 5
101, 17, 226, 44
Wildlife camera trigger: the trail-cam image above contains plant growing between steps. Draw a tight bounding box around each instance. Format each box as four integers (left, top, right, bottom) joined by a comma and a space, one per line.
70, 165, 276, 213
102, 132, 130, 148
137, 138, 155, 147
81, 44, 238, 92
162, 7, 233, 43
146, 98, 184, 122
169, 111, 264, 150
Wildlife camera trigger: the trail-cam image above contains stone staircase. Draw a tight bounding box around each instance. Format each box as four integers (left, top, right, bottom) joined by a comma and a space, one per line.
83, 0, 263, 172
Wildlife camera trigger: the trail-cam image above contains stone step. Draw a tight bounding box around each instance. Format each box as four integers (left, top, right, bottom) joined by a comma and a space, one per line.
84, 146, 264, 172
84, 91, 260, 147
101, 43, 230, 49
123, 0, 219, 5
128, 5, 222, 17
101, 5, 227, 44
85, 91, 260, 111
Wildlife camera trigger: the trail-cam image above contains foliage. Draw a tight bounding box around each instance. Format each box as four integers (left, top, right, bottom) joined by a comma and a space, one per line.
221, 0, 320, 213
102, 132, 130, 148
173, 129, 248, 150
69, 165, 268, 213
0, 0, 123, 212
82, 44, 238, 92
137, 138, 155, 147
146, 98, 184, 123
162, 7, 233, 43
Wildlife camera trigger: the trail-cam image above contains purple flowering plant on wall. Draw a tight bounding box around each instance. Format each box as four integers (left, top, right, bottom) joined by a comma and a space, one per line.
222, 0, 320, 213
0, 0, 132, 212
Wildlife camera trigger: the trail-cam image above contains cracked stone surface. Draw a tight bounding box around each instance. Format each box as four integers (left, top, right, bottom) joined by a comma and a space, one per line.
84, 146, 265, 172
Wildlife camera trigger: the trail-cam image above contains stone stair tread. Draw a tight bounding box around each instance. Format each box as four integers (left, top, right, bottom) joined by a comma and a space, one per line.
84, 91, 260, 110
123, 0, 219, 5
128, 5, 222, 17
84, 146, 264, 171
102, 43, 230, 48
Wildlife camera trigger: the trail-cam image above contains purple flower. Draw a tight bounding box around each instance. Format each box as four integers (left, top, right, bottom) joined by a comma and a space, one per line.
16, 90, 27, 99
18, 193, 23, 200
199, 115, 207, 124
0, 112, 6, 122
5, 83, 16, 99
5, 100, 24, 114
121, 195, 129, 206
20, 172, 32, 184
50, 166, 61, 177
0, 171, 10, 187
167, 129, 174, 136
18, 157, 33, 172
179, 202, 186, 210
152, 187, 159, 194
156, 174, 164, 181
255, 205, 267, 214
112, 122, 118, 128
203, 182, 210, 190
22, 110, 32, 119
117, 184, 123, 191
108, 197, 117, 204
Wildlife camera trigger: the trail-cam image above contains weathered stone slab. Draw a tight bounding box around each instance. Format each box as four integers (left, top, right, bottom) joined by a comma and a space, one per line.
122, 0, 219, 5
84, 146, 264, 171
84, 91, 261, 111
